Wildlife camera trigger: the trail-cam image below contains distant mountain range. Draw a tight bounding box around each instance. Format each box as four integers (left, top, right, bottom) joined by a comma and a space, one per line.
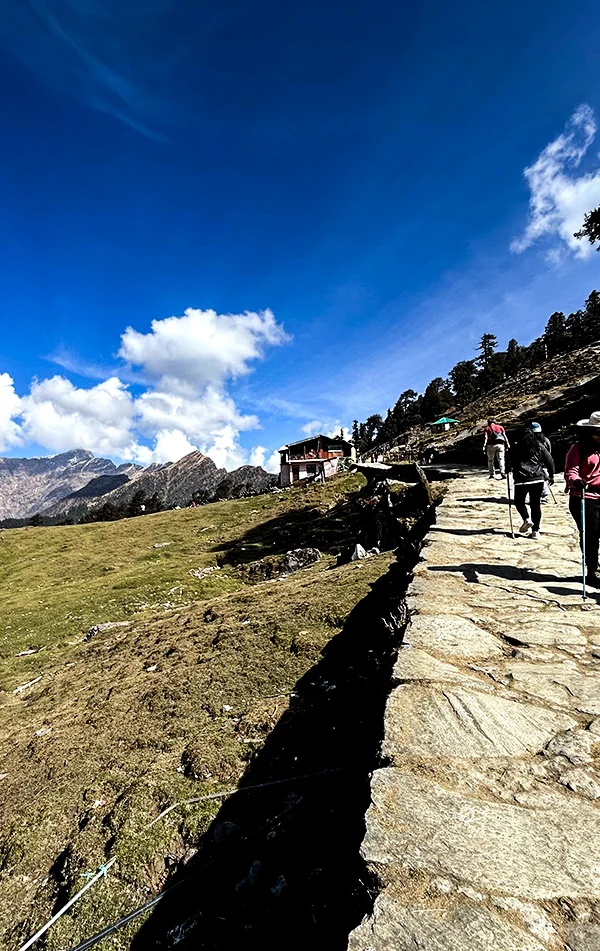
0, 449, 277, 523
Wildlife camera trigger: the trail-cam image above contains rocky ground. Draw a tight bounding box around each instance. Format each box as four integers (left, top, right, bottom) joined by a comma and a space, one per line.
350, 473, 600, 951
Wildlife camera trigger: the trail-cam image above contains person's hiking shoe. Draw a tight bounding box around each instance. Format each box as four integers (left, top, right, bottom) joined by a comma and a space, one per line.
530, 530, 540, 540
585, 573, 600, 589
488, 475, 495, 480
519, 520, 533, 533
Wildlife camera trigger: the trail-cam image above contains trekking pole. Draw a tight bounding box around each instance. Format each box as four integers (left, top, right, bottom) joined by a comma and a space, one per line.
581, 485, 587, 602
548, 484, 558, 504
506, 472, 515, 538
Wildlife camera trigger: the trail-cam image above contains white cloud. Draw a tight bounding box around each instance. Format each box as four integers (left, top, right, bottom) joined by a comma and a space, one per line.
511, 104, 600, 260
119, 308, 289, 393
0, 374, 23, 451
145, 430, 198, 465
249, 446, 281, 473
300, 420, 350, 439
2, 306, 291, 470
20, 376, 138, 458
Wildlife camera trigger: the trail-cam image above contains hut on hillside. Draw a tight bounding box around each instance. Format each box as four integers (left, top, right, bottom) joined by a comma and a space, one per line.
279, 434, 354, 486
429, 416, 459, 434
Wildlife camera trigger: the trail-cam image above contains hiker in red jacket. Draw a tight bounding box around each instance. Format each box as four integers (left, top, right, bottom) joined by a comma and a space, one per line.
483, 418, 509, 479
565, 411, 600, 589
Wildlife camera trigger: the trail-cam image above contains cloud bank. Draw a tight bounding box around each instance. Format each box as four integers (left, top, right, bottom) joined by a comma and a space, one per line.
511, 104, 600, 260
2, 308, 289, 472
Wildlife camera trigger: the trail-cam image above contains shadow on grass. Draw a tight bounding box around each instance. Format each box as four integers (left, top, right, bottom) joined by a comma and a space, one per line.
131, 540, 424, 950
211, 495, 364, 568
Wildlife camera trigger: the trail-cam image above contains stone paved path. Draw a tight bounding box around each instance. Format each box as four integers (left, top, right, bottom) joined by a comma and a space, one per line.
349, 473, 600, 951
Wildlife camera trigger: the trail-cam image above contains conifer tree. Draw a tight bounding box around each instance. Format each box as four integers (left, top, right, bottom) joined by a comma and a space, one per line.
544, 312, 569, 357
574, 206, 600, 251
584, 290, 600, 342
504, 338, 522, 376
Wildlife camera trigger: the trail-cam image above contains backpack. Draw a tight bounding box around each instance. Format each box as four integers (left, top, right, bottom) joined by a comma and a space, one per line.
487, 425, 505, 445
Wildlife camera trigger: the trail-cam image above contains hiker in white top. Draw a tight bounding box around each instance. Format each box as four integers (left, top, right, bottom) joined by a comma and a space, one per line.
508, 427, 555, 539
483, 418, 509, 479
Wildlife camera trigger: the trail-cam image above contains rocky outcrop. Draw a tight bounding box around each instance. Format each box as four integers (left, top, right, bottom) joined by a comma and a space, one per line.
0, 450, 142, 520
85, 452, 277, 515
237, 547, 321, 583
41, 473, 132, 519
213, 465, 278, 501
96, 451, 225, 510
349, 474, 600, 950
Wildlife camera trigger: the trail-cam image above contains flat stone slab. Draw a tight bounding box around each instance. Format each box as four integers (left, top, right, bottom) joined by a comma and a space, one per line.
348, 896, 547, 951
382, 686, 576, 760
497, 621, 586, 648
393, 649, 490, 687
503, 661, 600, 714
565, 924, 600, 951
362, 769, 600, 900
408, 615, 503, 659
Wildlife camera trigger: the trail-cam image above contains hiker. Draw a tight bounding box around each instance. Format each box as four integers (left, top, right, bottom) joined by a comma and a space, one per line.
530, 421, 552, 502
483, 417, 509, 479
508, 427, 554, 539
564, 412, 600, 588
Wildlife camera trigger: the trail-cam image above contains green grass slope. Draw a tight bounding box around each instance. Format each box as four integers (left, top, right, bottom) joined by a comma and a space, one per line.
0, 473, 397, 950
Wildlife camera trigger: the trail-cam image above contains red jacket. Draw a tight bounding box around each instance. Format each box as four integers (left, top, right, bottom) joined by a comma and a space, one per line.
564, 443, 600, 498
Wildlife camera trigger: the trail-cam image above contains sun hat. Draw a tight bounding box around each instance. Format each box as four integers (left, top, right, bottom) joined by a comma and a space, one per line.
530, 421, 542, 432
576, 411, 600, 428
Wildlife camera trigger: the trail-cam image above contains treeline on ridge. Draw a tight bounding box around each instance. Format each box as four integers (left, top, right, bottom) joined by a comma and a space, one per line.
352, 288, 600, 455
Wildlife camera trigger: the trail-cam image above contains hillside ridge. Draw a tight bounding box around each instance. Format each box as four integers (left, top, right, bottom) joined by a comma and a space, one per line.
0, 449, 277, 522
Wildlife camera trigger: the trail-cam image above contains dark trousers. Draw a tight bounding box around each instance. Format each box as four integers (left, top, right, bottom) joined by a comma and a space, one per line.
514, 482, 543, 531
569, 495, 600, 574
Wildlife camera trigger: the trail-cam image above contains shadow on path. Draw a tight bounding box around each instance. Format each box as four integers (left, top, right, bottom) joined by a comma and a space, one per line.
431, 527, 502, 537
456, 496, 510, 506
428, 562, 574, 586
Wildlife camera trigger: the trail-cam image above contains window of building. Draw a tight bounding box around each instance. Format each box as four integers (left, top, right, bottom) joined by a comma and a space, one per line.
306, 464, 316, 476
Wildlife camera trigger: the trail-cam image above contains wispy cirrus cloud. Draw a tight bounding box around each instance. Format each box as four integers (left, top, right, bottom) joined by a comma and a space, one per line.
0, 0, 176, 137
511, 104, 600, 261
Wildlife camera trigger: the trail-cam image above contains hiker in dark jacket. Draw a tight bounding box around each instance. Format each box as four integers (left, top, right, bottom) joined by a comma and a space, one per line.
564, 411, 600, 588
530, 421, 552, 502
508, 427, 555, 539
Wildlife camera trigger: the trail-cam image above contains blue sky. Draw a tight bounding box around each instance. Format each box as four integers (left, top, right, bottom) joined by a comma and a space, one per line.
1, 0, 600, 470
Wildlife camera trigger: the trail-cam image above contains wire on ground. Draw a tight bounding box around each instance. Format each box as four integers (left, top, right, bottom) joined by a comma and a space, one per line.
17, 768, 345, 951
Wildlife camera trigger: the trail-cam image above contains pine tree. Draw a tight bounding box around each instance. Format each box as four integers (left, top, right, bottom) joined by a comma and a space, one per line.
521, 336, 546, 369
566, 310, 586, 347
450, 360, 478, 406
420, 377, 453, 421
476, 333, 501, 391
584, 290, 600, 342
504, 338, 522, 377
476, 334, 498, 370
544, 312, 569, 357
574, 206, 600, 251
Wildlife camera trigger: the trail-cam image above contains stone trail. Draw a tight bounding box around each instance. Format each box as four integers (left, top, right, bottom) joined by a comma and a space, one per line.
348, 474, 600, 951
